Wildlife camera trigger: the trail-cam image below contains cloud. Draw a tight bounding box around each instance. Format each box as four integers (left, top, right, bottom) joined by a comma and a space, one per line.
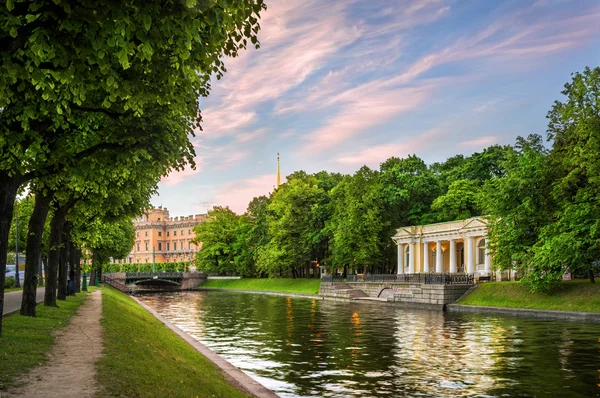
302, 85, 434, 154
458, 136, 498, 148
160, 163, 202, 186
236, 129, 266, 143
334, 128, 442, 166
208, 174, 286, 214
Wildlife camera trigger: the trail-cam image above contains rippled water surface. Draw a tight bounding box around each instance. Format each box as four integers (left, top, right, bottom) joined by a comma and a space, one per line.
137, 291, 600, 397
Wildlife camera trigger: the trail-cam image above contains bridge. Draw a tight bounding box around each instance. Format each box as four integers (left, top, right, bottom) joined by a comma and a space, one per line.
102, 272, 206, 292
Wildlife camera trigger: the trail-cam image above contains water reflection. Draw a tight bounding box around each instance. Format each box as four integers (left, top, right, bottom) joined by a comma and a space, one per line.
137, 291, 600, 398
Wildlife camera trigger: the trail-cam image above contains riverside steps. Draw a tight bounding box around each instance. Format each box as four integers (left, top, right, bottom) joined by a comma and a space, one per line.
102, 271, 206, 293
320, 273, 473, 308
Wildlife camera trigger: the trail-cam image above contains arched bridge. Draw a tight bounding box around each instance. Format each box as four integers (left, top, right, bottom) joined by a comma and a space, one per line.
102, 272, 206, 292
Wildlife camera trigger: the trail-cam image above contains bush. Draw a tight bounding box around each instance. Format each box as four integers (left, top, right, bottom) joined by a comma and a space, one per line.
5, 276, 16, 288
102, 262, 189, 273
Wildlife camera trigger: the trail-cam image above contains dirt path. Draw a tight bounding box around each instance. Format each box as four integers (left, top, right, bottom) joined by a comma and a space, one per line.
6, 290, 103, 398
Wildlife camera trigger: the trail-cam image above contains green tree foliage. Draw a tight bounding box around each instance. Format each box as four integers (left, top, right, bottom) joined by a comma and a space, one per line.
481, 135, 552, 291
431, 179, 483, 222
193, 206, 242, 275
0, 0, 266, 332
87, 219, 136, 265
257, 172, 323, 278
535, 67, 600, 284
328, 167, 388, 274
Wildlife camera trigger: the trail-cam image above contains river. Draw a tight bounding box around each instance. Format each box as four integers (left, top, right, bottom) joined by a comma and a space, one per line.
137, 291, 600, 397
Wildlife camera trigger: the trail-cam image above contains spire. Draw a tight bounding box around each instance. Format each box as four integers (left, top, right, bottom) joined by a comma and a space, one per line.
276, 152, 281, 188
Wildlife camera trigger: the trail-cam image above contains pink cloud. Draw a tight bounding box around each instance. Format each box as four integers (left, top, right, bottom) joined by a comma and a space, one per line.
302, 85, 433, 154
209, 174, 286, 214
160, 163, 202, 186
458, 136, 498, 148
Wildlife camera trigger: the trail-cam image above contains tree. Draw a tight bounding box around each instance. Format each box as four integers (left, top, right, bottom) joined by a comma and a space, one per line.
481, 134, 551, 291
0, 0, 266, 334
328, 167, 388, 275
193, 206, 241, 275
536, 66, 600, 284
257, 173, 323, 278
431, 179, 483, 222
87, 219, 136, 266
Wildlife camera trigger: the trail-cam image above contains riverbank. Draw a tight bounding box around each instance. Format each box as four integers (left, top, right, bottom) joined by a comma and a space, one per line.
97, 286, 257, 397
200, 278, 321, 294
0, 289, 92, 391
457, 280, 600, 312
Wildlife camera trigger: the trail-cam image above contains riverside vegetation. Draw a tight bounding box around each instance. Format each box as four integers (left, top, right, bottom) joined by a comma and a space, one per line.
199, 278, 321, 295
97, 287, 250, 397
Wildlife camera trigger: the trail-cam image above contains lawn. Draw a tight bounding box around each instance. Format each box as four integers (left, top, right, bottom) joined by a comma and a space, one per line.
457, 280, 600, 312
0, 289, 92, 390
97, 286, 250, 398
199, 278, 321, 294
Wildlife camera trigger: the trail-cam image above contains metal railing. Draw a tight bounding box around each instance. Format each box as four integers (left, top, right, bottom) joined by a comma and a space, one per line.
101, 275, 129, 293
322, 273, 474, 285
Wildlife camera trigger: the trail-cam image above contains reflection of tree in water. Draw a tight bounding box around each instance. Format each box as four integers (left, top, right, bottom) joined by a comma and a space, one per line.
138, 292, 600, 398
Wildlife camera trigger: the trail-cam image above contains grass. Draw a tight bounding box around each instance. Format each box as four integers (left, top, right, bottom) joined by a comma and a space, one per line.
0, 288, 94, 390
4, 287, 23, 293
199, 278, 322, 294
97, 286, 250, 398
457, 280, 600, 312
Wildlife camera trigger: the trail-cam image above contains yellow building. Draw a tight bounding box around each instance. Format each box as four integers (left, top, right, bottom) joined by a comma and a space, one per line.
121, 207, 208, 264
391, 217, 492, 276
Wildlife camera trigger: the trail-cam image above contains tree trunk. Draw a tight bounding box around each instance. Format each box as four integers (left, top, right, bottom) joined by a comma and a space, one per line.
21, 190, 52, 316
74, 247, 82, 293
69, 243, 77, 295
57, 222, 71, 301
0, 173, 22, 336
89, 254, 97, 286
45, 203, 69, 307
37, 252, 43, 286
589, 269, 596, 283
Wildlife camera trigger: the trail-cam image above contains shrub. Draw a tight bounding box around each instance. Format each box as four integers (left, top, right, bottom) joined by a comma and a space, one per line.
5, 276, 16, 288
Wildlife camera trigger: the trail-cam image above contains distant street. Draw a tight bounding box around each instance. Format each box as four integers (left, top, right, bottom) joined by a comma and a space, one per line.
3, 287, 45, 316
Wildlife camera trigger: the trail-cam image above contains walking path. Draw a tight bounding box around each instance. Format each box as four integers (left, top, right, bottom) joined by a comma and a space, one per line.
6, 290, 103, 398
3, 288, 45, 316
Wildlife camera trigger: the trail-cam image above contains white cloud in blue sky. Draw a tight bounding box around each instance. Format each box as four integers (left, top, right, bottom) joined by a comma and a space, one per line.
153, 0, 600, 215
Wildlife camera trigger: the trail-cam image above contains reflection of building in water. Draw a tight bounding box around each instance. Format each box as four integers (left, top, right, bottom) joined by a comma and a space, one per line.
392, 216, 508, 277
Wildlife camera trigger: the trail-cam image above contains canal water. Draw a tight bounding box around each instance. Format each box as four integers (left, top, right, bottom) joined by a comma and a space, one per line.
137, 291, 600, 398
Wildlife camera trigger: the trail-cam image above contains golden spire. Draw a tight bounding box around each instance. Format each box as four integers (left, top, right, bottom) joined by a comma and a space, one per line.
276, 152, 281, 188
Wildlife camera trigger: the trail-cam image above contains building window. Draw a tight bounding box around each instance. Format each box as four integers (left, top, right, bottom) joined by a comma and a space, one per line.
181, 230, 184, 235
158, 231, 162, 237
136, 232, 139, 238
188, 241, 192, 250
174, 231, 177, 236
158, 243, 162, 251
188, 229, 191, 234
404, 246, 409, 268
478, 239, 486, 264
145, 231, 148, 237
136, 243, 140, 252
145, 242, 148, 251
167, 242, 170, 251
174, 242, 177, 251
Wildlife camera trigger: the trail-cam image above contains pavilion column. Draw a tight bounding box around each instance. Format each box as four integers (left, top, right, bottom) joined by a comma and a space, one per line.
449, 239, 457, 273
397, 243, 404, 274
408, 243, 415, 274
485, 252, 491, 275
467, 237, 475, 274
435, 240, 443, 273
423, 242, 429, 273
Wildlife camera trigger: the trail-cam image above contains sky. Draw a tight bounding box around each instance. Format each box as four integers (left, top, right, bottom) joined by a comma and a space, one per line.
154, 0, 600, 216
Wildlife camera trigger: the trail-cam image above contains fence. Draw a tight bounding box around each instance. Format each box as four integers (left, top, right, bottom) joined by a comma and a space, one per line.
101, 275, 129, 293
322, 273, 474, 285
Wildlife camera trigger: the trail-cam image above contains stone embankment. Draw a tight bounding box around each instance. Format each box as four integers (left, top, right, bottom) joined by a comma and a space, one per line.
319, 282, 472, 307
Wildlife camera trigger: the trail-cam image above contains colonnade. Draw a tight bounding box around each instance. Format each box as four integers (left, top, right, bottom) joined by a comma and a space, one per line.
396, 237, 491, 275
